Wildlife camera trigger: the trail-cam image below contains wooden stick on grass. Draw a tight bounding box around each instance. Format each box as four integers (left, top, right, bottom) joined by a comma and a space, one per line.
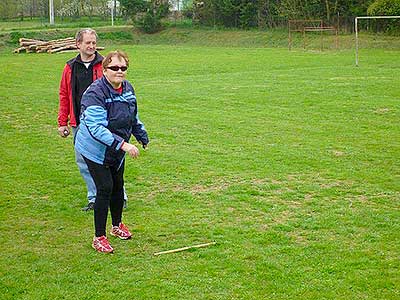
153, 242, 217, 256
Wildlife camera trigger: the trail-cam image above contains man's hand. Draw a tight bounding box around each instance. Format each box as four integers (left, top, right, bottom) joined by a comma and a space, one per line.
121, 142, 139, 158
58, 126, 70, 138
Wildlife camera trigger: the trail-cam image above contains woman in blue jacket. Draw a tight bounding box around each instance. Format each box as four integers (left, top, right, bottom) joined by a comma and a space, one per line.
75, 50, 149, 253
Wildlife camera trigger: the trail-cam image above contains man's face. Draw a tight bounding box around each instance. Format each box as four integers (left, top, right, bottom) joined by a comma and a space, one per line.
77, 33, 97, 58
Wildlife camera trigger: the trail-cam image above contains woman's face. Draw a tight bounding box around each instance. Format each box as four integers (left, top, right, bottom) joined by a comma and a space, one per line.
104, 56, 128, 88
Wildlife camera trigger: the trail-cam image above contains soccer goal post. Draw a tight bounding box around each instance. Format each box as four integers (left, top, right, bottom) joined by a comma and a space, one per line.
355, 15, 400, 66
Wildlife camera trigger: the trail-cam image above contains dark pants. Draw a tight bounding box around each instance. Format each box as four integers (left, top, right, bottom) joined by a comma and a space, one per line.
83, 157, 125, 237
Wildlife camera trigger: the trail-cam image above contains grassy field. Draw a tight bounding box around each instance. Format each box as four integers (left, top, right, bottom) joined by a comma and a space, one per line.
0, 36, 399, 299
1, 18, 400, 51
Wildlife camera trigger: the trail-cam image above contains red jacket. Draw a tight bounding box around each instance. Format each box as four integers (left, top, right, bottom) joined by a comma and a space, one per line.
58, 53, 103, 127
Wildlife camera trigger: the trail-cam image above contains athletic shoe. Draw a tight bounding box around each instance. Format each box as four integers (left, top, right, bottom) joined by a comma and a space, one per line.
82, 202, 95, 211
92, 235, 114, 253
110, 223, 132, 240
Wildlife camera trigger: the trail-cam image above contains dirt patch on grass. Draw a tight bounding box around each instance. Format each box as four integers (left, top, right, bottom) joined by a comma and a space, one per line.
374, 107, 390, 114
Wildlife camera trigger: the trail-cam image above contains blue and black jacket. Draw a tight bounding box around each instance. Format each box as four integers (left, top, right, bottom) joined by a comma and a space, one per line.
75, 76, 149, 167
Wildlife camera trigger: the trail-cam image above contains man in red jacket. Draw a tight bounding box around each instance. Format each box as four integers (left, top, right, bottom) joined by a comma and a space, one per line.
58, 28, 103, 136
57, 28, 127, 211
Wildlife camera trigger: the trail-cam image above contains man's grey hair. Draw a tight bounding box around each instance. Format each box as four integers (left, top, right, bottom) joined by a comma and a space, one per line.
75, 28, 98, 42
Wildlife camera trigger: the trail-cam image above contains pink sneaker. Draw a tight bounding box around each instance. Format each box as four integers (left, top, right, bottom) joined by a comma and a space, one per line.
110, 223, 132, 240
92, 235, 114, 253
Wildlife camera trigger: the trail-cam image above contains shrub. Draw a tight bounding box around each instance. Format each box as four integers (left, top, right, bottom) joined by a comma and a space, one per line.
121, 0, 170, 33
368, 0, 400, 33
368, 0, 400, 15
137, 11, 163, 33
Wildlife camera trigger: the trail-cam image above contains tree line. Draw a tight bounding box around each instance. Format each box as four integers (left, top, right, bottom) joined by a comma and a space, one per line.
1, 0, 399, 32
189, 0, 400, 29
0, 0, 114, 20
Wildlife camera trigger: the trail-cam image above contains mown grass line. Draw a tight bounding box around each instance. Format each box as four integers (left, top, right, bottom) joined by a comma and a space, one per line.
1, 22, 400, 50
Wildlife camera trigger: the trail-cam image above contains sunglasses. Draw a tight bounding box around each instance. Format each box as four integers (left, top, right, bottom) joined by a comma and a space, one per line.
107, 65, 128, 72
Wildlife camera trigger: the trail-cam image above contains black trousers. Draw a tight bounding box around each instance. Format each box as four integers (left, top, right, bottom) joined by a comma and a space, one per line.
83, 157, 125, 237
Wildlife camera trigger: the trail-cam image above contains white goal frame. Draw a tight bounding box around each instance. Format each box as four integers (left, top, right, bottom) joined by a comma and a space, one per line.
355, 15, 400, 66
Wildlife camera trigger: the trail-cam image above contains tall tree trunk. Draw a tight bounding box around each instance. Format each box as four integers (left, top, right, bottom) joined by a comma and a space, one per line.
325, 0, 330, 21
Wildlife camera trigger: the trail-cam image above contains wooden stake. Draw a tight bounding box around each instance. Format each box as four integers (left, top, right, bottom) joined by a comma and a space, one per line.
153, 242, 217, 256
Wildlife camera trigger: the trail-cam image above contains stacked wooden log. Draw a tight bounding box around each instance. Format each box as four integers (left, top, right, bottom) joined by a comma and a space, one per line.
14, 37, 104, 54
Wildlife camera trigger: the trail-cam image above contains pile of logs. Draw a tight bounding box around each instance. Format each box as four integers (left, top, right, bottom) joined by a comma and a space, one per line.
14, 37, 104, 54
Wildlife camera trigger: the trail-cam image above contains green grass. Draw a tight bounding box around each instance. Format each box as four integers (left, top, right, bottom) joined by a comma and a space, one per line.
1, 18, 399, 51
0, 40, 399, 299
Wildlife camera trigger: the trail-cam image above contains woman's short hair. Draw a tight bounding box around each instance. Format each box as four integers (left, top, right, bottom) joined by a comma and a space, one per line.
102, 51, 130, 69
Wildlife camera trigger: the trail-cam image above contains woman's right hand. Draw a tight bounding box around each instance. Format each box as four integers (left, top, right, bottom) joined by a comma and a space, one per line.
121, 142, 139, 158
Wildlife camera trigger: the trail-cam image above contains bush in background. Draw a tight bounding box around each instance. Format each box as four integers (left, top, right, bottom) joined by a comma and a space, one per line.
121, 0, 169, 33
368, 0, 400, 33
